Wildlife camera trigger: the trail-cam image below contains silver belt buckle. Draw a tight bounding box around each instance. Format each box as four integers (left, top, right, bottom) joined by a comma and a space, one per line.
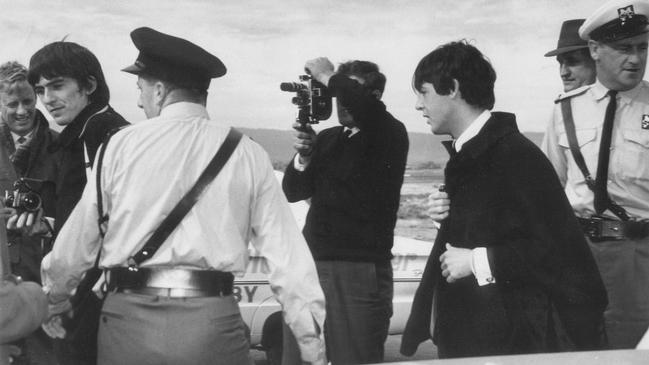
601, 220, 625, 240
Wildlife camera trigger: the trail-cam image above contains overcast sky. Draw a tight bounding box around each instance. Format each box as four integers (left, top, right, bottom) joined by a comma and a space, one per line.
0, 0, 621, 133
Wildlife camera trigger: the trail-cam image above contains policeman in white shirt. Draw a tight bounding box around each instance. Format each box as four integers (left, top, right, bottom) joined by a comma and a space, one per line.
41, 27, 326, 364
541, 0, 649, 349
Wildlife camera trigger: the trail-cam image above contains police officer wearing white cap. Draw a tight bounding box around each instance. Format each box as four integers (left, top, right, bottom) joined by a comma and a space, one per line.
41, 27, 326, 364
542, 0, 649, 349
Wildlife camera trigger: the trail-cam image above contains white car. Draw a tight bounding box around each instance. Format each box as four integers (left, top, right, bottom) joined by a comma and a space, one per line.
235, 171, 433, 363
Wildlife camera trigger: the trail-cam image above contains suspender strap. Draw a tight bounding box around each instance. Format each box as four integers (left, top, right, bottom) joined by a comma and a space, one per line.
560, 99, 630, 221
96, 127, 127, 238
129, 128, 243, 267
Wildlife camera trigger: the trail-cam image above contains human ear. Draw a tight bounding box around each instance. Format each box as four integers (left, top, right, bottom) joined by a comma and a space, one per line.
588, 40, 600, 61
84, 76, 97, 95
449, 79, 460, 98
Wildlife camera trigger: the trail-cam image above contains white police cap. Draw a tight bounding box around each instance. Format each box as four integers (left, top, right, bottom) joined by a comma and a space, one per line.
579, 0, 649, 41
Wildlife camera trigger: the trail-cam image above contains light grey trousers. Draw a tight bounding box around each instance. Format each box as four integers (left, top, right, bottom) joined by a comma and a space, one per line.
97, 292, 252, 365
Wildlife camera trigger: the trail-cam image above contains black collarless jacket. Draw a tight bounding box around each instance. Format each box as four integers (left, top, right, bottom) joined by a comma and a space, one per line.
49, 103, 129, 233
283, 74, 409, 262
401, 112, 607, 357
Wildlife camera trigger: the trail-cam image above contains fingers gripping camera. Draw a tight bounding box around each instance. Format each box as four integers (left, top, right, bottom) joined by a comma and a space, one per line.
4, 178, 42, 213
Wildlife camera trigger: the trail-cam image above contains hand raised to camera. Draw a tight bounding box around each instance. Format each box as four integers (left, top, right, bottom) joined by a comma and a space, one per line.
293, 121, 316, 159
6, 208, 49, 236
305, 57, 335, 86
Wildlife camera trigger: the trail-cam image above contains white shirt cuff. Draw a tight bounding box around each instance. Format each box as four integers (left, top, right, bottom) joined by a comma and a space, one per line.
472, 247, 495, 286
293, 154, 309, 171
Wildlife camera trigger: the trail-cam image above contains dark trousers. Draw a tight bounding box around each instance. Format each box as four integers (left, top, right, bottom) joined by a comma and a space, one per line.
97, 292, 252, 365
587, 236, 649, 348
285, 260, 393, 365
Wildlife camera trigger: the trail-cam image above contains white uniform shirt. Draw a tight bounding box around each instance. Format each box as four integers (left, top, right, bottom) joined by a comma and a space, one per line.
41, 102, 326, 361
542, 80, 649, 220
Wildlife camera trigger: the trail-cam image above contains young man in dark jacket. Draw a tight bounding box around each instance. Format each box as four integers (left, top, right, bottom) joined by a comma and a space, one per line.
27, 41, 129, 365
400, 40, 607, 359
283, 58, 409, 364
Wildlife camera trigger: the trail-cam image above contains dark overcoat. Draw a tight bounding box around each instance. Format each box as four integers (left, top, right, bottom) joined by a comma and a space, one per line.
2, 111, 59, 283
401, 112, 607, 358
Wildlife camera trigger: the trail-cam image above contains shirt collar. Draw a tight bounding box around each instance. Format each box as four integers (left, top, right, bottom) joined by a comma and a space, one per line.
343, 126, 360, 137
591, 79, 645, 106
159, 102, 209, 120
454, 109, 491, 152
11, 129, 35, 145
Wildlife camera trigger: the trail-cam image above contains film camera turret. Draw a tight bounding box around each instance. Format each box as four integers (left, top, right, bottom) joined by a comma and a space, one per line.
4, 178, 42, 212
280, 74, 332, 129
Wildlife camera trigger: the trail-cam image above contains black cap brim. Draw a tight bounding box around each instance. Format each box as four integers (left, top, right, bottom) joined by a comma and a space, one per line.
544, 45, 590, 57
121, 63, 144, 75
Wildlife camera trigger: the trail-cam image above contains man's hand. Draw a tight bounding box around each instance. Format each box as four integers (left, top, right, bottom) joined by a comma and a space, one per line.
440, 243, 473, 283
42, 315, 66, 339
427, 189, 450, 222
6, 208, 50, 236
305, 57, 335, 86
292, 122, 316, 163
42, 299, 72, 339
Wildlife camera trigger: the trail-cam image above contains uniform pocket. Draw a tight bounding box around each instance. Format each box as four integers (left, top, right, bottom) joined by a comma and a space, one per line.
557, 128, 597, 148
616, 129, 649, 182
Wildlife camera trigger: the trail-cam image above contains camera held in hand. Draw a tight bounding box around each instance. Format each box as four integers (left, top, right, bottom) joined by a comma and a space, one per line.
280, 74, 332, 130
4, 178, 42, 213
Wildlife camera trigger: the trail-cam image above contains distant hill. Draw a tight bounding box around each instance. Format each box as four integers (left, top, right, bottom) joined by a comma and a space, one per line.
240, 128, 544, 169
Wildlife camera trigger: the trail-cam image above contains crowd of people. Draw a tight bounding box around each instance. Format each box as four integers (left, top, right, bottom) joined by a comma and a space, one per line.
1, 0, 649, 364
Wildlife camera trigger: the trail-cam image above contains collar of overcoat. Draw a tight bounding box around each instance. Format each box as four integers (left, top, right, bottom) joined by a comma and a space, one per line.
443, 111, 519, 162
51, 102, 107, 151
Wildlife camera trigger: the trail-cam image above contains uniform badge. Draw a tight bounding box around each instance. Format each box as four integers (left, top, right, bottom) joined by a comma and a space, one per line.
642, 114, 649, 129
618, 5, 635, 24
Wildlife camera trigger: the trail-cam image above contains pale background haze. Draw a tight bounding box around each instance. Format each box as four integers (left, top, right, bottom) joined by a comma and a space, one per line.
0, 0, 630, 133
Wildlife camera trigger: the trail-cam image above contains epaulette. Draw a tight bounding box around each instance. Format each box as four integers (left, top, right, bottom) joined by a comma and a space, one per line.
554, 84, 591, 104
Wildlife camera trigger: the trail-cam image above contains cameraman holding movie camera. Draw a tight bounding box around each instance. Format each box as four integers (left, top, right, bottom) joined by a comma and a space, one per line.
282, 57, 409, 364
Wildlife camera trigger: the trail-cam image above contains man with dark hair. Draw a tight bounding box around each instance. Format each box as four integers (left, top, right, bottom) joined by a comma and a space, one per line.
400, 40, 607, 359
41, 27, 325, 364
545, 19, 597, 93
542, 0, 649, 349
27, 41, 129, 365
282, 57, 408, 364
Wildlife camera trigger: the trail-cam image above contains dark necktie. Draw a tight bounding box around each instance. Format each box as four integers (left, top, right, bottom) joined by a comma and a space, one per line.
16, 136, 26, 144
594, 90, 618, 214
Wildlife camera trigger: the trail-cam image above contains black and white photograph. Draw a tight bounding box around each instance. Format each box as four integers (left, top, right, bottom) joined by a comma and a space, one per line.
1, 0, 648, 364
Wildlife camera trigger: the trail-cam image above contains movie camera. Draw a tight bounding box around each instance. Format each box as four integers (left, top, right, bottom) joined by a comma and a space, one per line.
280, 74, 332, 129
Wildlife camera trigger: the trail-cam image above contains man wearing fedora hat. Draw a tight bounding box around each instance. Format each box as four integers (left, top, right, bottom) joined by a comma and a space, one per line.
41, 27, 326, 364
542, 0, 649, 349
545, 19, 596, 92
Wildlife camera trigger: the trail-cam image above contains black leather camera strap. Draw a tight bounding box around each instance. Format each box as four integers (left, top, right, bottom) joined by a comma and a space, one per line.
560, 99, 630, 221
129, 128, 243, 267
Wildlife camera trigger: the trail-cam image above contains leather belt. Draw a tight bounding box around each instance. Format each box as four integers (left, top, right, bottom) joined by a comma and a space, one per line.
106, 267, 234, 298
577, 217, 649, 242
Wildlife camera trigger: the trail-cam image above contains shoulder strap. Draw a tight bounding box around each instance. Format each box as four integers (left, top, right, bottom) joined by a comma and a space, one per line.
561, 99, 595, 187
560, 99, 630, 221
129, 128, 243, 267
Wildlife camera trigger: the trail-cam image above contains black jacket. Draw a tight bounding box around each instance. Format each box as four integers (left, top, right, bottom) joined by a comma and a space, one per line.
49, 103, 129, 233
401, 112, 607, 358
283, 74, 409, 262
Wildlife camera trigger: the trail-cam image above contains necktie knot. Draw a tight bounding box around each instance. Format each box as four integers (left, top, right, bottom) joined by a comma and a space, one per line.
16, 136, 26, 144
